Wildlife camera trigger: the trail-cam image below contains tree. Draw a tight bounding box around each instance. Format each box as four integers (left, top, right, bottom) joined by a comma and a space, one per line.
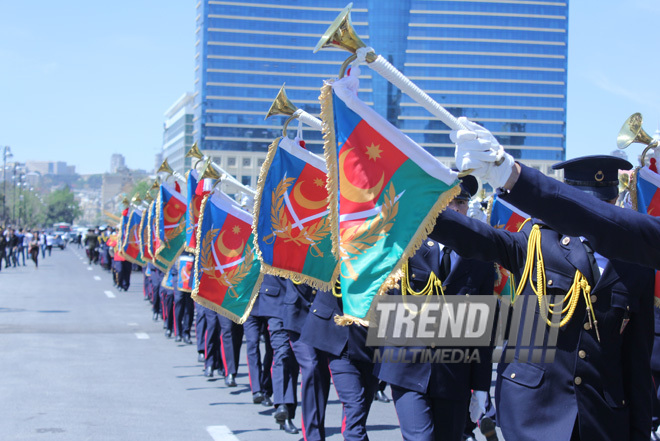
45, 186, 81, 225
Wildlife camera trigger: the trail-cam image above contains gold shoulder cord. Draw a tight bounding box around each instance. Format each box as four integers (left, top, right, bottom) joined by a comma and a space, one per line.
516, 224, 600, 341
332, 280, 342, 297
400, 262, 446, 314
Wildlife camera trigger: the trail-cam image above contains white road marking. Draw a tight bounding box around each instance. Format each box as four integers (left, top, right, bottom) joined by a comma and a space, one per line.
135, 333, 150, 339
207, 426, 240, 441
104, 290, 116, 298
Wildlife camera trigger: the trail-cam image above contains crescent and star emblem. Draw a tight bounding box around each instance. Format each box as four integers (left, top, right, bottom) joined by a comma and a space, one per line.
292, 180, 327, 211
339, 148, 385, 204
164, 200, 185, 225
216, 230, 245, 258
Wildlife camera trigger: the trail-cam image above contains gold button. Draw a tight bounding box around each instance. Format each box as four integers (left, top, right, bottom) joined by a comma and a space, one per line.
313, 309, 317, 313
312, 289, 317, 294
622, 400, 626, 405
547, 279, 553, 286
578, 350, 586, 359
583, 322, 591, 330
427, 241, 434, 246
590, 295, 597, 303
412, 274, 416, 279
574, 377, 582, 385
562, 237, 570, 245
510, 373, 516, 379
265, 289, 269, 292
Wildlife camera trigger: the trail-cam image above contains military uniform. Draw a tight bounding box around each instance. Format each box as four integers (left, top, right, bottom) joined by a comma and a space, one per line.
301, 287, 378, 441
430, 156, 655, 441
283, 280, 331, 441
376, 238, 495, 441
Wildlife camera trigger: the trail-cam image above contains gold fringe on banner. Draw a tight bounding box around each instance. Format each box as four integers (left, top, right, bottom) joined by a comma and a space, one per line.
319, 81, 341, 261
629, 167, 640, 212
251, 137, 281, 264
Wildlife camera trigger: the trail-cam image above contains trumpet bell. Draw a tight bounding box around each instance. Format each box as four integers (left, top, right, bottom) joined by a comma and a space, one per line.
185, 141, 203, 160
131, 194, 142, 206
157, 159, 174, 176
617, 112, 654, 149
149, 179, 161, 193
199, 158, 221, 181
314, 3, 365, 54
266, 84, 298, 120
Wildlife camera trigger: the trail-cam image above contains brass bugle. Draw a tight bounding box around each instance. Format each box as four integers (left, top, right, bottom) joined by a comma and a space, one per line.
157, 159, 186, 184
617, 112, 659, 166
266, 84, 323, 136
314, 3, 466, 132
184, 145, 255, 196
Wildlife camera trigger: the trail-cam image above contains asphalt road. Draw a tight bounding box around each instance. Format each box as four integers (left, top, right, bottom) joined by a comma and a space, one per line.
0, 246, 498, 441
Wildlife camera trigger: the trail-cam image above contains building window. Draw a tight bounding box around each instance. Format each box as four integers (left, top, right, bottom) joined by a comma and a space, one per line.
227, 157, 236, 166
242, 157, 251, 167
257, 158, 265, 167
241, 176, 251, 186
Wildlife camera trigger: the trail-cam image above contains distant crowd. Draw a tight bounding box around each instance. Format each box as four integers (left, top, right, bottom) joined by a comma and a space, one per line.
0, 226, 74, 270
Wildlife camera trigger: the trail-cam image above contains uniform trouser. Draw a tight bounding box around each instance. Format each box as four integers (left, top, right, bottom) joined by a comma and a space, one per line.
219, 316, 243, 376
653, 370, 660, 431
328, 353, 378, 441
392, 385, 470, 441
174, 290, 194, 338
119, 260, 131, 290
143, 272, 151, 299
196, 304, 207, 354
289, 332, 331, 441
204, 308, 223, 373
112, 260, 121, 285
151, 271, 163, 314
244, 315, 273, 397
268, 317, 298, 416
162, 289, 175, 332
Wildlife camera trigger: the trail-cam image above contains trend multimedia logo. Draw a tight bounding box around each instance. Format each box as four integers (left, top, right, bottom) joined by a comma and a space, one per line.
366, 295, 559, 364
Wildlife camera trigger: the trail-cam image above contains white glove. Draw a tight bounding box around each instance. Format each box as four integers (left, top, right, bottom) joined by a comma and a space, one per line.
451, 117, 515, 189
469, 390, 488, 423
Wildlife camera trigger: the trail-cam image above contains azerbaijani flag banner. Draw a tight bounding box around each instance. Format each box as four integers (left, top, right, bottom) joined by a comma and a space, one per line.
192, 192, 263, 324
139, 201, 154, 262
320, 72, 460, 323
632, 166, 660, 307
178, 254, 195, 293
488, 195, 529, 299
154, 182, 187, 269
253, 136, 337, 289
148, 194, 168, 273
121, 208, 145, 266
117, 209, 129, 255
186, 170, 204, 253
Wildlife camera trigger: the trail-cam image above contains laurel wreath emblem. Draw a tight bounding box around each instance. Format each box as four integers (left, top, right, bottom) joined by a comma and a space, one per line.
268, 178, 331, 251
339, 182, 399, 279
165, 215, 186, 244
200, 227, 254, 298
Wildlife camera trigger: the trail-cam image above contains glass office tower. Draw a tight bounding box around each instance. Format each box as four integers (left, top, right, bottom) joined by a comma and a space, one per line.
194, 1, 568, 187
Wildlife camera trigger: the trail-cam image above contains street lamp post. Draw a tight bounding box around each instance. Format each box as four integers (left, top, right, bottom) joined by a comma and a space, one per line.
2, 146, 12, 223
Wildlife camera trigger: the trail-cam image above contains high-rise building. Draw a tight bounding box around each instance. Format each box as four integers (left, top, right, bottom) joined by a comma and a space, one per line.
110, 154, 126, 174
194, 1, 568, 187
162, 93, 195, 176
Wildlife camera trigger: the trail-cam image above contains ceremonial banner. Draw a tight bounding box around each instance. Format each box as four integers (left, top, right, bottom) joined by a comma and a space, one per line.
488, 196, 529, 300
178, 254, 195, 293
192, 192, 263, 324
154, 182, 187, 269
139, 201, 154, 262
253, 136, 336, 289
120, 208, 145, 266
631, 166, 660, 307
186, 170, 204, 253
148, 197, 168, 273
116, 209, 129, 254
320, 73, 459, 323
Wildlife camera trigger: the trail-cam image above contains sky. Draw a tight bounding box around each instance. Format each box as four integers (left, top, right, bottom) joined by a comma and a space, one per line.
1, 1, 660, 175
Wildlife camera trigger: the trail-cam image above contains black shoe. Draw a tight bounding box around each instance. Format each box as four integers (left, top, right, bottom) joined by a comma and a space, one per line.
225, 373, 237, 387
480, 417, 498, 441
198, 352, 205, 363
204, 366, 214, 378
252, 392, 264, 404
165, 329, 172, 338
261, 395, 273, 407
152, 312, 159, 321
463, 436, 477, 441
183, 334, 192, 345
274, 405, 289, 424
375, 390, 390, 403
651, 431, 660, 441
279, 419, 299, 435
174, 335, 182, 342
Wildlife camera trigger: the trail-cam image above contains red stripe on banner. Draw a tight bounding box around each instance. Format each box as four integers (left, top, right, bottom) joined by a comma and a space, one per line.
505, 212, 526, 233
339, 120, 408, 213
494, 266, 510, 295
655, 271, 660, 304
288, 163, 329, 220
272, 235, 310, 272
647, 189, 660, 217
